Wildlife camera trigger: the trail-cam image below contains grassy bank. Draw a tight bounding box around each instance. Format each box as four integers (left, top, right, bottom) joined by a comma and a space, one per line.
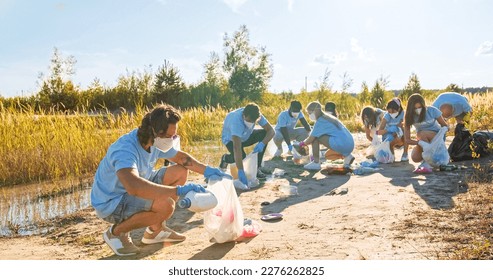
1, 92, 492, 187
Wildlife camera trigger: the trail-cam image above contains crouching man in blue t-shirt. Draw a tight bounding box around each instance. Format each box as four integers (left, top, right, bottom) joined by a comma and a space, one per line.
219, 103, 275, 185
91, 104, 229, 256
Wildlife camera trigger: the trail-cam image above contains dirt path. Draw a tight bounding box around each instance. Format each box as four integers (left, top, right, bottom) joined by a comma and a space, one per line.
0, 138, 470, 260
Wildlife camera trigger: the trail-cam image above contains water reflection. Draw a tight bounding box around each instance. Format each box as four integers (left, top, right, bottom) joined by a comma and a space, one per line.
0, 180, 92, 236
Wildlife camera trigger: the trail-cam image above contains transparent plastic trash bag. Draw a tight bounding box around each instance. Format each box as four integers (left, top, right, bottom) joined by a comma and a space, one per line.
422, 126, 450, 168
365, 131, 381, 157
228, 152, 260, 189
204, 176, 244, 243
374, 141, 395, 164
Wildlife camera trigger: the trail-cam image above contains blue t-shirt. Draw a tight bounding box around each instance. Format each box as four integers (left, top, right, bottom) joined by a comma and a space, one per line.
274, 110, 305, 132
310, 116, 352, 140
412, 106, 442, 132
221, 107, 268, 145
432, 92, 472, 117
383, 110, 404, 129
90, 129, 177, 218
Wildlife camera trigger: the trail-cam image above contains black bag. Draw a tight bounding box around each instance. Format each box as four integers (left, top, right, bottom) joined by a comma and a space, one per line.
448, 123, 492, 162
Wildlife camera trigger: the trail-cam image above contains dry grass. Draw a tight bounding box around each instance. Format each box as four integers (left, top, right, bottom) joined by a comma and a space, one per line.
399, 162, 493, 260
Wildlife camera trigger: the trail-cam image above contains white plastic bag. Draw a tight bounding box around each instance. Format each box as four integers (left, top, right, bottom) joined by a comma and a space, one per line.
422, 126, 450, 167
291, 141, 310, 165
374, 141, 395, 164
204, 177, 244, 243
365, 131, 381, 157
228, 152, 259, 189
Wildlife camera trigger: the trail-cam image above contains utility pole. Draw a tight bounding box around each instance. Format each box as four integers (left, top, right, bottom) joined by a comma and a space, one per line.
305, 76, 307, 92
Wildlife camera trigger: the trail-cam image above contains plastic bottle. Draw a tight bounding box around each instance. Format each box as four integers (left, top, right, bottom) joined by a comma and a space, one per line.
353, 166, 382, 175
178, 190, 218, 212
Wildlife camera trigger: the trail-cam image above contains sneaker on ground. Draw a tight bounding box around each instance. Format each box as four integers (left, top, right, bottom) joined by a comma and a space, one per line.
304, 161, 321, 170
273, 149, 282, 157
141, 226, 186, 244
400, 154, 409, 162
343, 154, 355, 168
103, 225, 140, 256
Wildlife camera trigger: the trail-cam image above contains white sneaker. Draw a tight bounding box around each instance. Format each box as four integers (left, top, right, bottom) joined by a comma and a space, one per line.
141, 226, 186, 244
304, 161, 321, 170
103, 225, 140, 256
343, 154, 355, 168
273, 149, 282, 157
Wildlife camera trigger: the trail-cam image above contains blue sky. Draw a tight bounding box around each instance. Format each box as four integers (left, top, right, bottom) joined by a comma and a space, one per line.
1, 0, 492, 98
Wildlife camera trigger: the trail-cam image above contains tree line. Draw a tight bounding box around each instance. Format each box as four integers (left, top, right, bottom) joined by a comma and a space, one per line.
0, 25, 477, 114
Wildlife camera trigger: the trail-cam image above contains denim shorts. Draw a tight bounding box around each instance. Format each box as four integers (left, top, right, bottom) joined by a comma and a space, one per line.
102, 167, 167, 224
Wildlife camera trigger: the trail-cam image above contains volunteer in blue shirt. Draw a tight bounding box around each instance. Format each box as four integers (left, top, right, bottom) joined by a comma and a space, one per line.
91, 104, 228, 256
361, 106, 386, 143
220, 103, 275, 185
377, 98, 409, 162
272, 100, 311, 157
432, 91, 472, 125
298, 101, 355, 170
404, 94, 448, 173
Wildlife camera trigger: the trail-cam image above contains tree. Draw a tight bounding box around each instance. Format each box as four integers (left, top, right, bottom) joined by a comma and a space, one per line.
359, 82, 371, 104
223, 25, 273, 101
370, 76, 389, 108
37, 47, 79, 112
401, 72, 421, 101
340, 71, 353, 94
445, 83, 462, 93
203, 52, 225, 87
314, 68, 332, 94
151, 60, 187, 106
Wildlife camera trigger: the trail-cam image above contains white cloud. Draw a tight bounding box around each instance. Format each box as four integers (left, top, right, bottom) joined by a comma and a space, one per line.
475, 41, 493, 56
313, 52, 347, 66
222, 0, 248, 13
350, 38, 375, 62
287, 0, 294, 12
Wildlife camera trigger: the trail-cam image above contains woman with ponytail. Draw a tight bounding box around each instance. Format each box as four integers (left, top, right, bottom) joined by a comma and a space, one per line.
297, 101, 355, 170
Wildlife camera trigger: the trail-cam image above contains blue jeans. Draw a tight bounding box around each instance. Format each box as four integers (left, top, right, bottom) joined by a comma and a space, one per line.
102, 167, 167, 224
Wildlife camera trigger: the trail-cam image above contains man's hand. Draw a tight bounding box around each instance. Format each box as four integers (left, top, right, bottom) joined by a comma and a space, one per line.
176, 183, 206, 196
238, 169, 248, 186
253, 142, 265, 153
204, 166, 233, 180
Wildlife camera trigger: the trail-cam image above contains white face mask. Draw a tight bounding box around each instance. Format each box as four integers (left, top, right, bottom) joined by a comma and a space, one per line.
390, 112, 399, 118
291, 112, 300, 118
309, 113, 317, 122
153, 137, 174, 152
244, 120, 254, 129
415, 108, 422, 115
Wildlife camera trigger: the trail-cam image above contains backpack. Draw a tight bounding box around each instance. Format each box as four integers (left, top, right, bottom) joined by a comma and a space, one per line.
448, 123, 492, 162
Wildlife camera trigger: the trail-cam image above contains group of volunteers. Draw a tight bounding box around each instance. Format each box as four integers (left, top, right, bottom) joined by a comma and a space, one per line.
90, 91, 471, 256
361, 92, 471, 173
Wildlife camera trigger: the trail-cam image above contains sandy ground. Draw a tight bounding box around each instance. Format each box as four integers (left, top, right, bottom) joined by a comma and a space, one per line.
0, 137, 476, 260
